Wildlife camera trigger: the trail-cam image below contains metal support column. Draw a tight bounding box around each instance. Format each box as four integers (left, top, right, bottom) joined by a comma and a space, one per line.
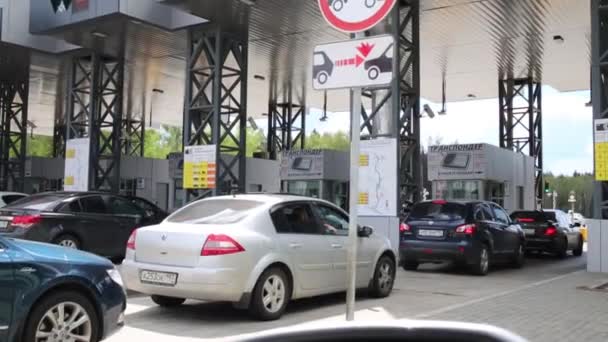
121, 116, 144, 156
359, 0, 421, 205
591, 0, 608, 218
499, 77, 543, 206
0, 44, 29, 192
184, 27, 247, 198
267, 85, 306, 159
67, 53, 124, 193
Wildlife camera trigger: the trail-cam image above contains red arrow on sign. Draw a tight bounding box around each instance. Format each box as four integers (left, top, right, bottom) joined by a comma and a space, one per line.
355, 55, 365, 67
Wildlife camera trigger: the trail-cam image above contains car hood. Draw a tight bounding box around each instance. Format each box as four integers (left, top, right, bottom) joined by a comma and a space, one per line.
9, 239, 113, 266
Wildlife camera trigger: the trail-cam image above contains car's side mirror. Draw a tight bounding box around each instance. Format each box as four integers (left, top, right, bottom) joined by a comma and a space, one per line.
358, 225, 373, 238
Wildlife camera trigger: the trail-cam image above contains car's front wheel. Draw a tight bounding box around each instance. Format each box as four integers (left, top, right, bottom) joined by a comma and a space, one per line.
511, 243, 525, 268
249, 267, 291, 321
371, 256, 395, 298
53, 234, 80, 250
24, 291, 99, 342
470, 245, 490, 276
573, 235, 584, 257
151, 295, 186, 307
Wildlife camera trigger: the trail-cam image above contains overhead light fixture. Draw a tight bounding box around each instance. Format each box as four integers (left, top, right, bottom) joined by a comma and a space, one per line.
553, 35, 565, 44
439, 76, 447, 115
320, 91, 329, 122
131, 20, 143, 25
423, 104, 435, 119
91, 31, 108, 38
248, 117, 259, 130
467, 94, 477, 99
149, 88, 165, 127
254, 75, 266, 81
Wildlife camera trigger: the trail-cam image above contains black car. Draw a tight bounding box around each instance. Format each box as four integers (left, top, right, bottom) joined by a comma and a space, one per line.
364, 43, 393, 80
510, 209, 584, 258
0, 192, 166, 261
128, 196, 168, 222
400, 200, 525, 275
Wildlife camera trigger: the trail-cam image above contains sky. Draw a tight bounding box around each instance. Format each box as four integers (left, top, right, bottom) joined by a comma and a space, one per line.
281, 88, 593, 177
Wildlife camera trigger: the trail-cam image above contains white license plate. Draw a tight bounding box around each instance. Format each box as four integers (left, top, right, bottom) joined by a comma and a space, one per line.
140, 270, 178, 286
524, 229, 536, 235
418, 229, 444, 237
0, 221, 8, 230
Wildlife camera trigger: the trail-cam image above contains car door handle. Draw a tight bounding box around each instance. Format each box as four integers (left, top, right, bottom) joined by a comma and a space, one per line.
331, 243, 343, 249
289, 243, 302, 249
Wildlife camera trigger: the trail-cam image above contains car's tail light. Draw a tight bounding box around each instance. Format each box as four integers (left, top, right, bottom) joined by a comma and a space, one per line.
126, 230, 137, 250
544, 226, 558, 236
517, 218, 535, 223
455, 224, 476, 235
400, 223, 411, 233
432, 200, 447, 205
201, 234, 245, 256
11, 215, 42, 228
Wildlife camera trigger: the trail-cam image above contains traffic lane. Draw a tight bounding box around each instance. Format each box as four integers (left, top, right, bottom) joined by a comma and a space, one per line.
112, 253, 586, 340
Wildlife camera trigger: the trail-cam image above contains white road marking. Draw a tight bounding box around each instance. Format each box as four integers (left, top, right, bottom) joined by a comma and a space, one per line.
414, 269, 585, 319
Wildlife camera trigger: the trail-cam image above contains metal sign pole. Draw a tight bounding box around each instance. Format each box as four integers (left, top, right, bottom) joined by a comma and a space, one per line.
346, 31, 364, 322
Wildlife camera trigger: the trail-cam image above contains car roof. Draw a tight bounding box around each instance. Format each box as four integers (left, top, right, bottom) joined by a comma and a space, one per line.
209, 193, 336, 206
0, 192, 27, 196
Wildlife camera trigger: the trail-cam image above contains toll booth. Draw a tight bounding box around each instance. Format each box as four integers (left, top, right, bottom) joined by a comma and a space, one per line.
169, 153, 281, 211
119, 157, 173, 212
24, 157, 65, 193
280, 150, 350, 210
427, 143, 536, 212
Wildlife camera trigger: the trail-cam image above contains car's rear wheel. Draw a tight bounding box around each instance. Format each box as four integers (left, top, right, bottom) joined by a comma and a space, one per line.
470, 245, 490, 276
318, 71, 329, 85
402, 260, 419, 271
573, 235, 584, 257
151, 295, 186, 307
371, 256, 395, 298
368, 67, 380, 80
249, 267, 291, 321
53, 234, 80, 250
557, 237, 568, 258
24, 291, 99, 342
511, 243, 525, 268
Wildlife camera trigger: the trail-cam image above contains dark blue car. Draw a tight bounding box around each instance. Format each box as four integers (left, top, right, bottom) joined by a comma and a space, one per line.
0, 236, 126, 342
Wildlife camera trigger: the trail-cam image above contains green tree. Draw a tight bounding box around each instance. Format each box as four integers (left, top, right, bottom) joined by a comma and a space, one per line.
305, 130, 349, 151
26, 135, 53, 157
543, 172, 594, 217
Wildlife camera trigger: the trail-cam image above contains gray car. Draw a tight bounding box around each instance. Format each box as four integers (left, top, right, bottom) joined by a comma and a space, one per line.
122, 194, 397, 321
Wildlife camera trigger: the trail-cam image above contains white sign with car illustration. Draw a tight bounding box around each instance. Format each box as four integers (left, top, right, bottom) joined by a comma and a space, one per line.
313, 35, 395, 90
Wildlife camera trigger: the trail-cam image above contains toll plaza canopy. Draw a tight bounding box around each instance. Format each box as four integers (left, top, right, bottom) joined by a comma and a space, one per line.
1, 0, 590, 134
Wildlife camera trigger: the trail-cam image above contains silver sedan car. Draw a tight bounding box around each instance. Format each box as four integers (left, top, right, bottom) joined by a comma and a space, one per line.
121, 194, 397, 320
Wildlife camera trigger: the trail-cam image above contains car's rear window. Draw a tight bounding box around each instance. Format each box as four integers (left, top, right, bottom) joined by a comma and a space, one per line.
167, 199, 263, 224
4, 194, 66, 211
409, 202, 467, 221
2, 195, 27, 205
511, 211, 555, 222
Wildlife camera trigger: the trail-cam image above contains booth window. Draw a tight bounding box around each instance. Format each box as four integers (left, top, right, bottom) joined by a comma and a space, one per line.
285, 180, 321, 198
436, 180, 480, 201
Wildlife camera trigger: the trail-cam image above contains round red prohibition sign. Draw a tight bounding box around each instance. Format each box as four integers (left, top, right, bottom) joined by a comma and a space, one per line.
318, 0, 397, 33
